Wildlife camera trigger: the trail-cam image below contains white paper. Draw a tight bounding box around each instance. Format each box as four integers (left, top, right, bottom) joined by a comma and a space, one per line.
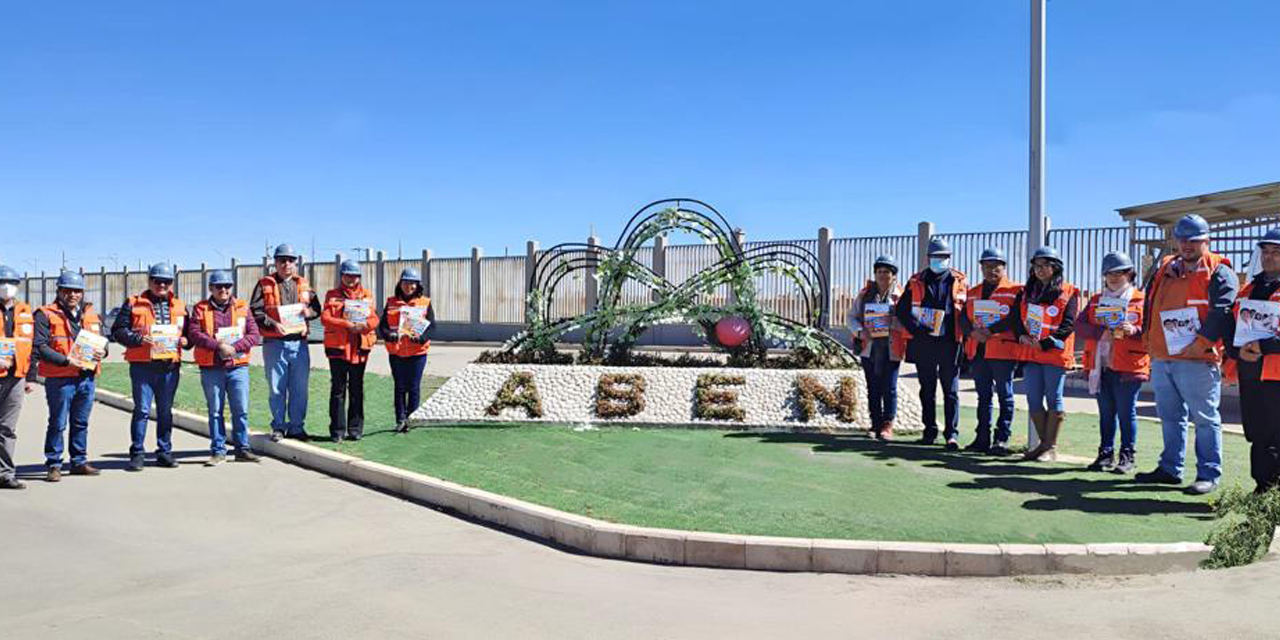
1160, 307, 1200, 354
276, 303, 307, 334
149, 324, 181, 360
1234, 299, 1280, 347
70, 330, 108, 369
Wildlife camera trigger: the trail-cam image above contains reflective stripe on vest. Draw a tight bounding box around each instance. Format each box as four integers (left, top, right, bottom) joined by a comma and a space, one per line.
123, 294, 187, 363
963, 280, 1022, 361
1082, 291, 1150, 375
193, 298, 251, 368
384, 295, 432, 357
0, 301, 35, 378
38, 304, 103, 378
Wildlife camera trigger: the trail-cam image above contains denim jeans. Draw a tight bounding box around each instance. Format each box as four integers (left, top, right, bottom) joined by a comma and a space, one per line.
1152, 359, 1222, 482
129, 363, 181, 457
860, 356, 900, 427
913, 342, 960, 440
1097, 368, 1141, 453
971, 357, 1016, 443
263, 339, 310, 435
201, 366, 251, 455
1023, 363, 1066, 413
44, 375, 95, 468
389, 354, 428, 424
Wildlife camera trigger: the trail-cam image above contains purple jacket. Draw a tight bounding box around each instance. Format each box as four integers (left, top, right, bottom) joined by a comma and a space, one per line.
186, 298, 262, 369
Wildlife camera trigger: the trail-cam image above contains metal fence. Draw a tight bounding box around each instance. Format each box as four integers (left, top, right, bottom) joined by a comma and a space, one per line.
829, 234, 917, 328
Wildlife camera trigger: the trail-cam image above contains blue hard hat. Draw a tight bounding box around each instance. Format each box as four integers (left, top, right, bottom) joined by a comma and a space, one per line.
0, 265, 19, 283
274, 244, 299, 260
1173, 214, 1210, 241
56, 270, 85, 291
979, 247, 1007, 264
1101, 251, 1134, 274
399, 267, 422, 283
1259, 227, 1280, 246
926, 237, 952, 257
148, 262, 175, 281
340, 259, 362, 276
1030, 246, 1061, 264
207, 270, 234, 286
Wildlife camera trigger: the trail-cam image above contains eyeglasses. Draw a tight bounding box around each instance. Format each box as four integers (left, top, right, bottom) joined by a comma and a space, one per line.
211, 284, 233, 290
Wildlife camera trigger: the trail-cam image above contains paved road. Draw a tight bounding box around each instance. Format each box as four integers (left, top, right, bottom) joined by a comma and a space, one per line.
2, 385, 1277, 639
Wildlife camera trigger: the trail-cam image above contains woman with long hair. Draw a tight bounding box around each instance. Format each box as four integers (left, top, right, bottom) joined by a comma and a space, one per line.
1013, 246, 1079, 462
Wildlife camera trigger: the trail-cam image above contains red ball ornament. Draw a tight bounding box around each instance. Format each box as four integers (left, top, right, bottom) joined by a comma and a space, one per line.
715, 317, 751, 348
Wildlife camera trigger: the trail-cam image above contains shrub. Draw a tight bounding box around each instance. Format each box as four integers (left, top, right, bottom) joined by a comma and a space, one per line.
1202, 486, 1280, 569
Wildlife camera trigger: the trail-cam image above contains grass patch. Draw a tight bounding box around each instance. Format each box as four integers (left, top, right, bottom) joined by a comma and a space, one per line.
96, 363, 1250, 544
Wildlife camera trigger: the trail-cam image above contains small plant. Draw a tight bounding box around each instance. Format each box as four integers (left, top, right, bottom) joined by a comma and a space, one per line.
1202, 486, 1280, 569
694, 373, 746, 421
594, 373, 647, 418
794, 374, 859, 422
485, 372, 544, 418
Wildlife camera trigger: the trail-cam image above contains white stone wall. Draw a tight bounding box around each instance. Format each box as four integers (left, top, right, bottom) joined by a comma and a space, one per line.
410, 364, 924, 432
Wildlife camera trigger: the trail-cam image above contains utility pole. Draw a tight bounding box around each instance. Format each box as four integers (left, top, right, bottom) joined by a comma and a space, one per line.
1028, 0, 1047, 256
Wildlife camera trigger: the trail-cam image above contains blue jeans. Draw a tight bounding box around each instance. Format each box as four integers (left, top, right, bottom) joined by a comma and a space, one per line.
860, 356, 900, 427
201, 366, 251, 455
44, 376, 95, 468
971, 357, 1016, 443
263, 339, 310, 435
1152, 359, 1222, 482
389, 354, 428, 424
129, 363, 181, 456
1023, 362, 1066, 413
1097, 368, 1141, 453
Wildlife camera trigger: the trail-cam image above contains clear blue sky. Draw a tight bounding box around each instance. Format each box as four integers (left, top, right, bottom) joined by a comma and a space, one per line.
2, 1, 1276, 274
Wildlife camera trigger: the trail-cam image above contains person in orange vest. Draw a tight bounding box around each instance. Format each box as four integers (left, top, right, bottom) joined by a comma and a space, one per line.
187, 270, 262, 466
1075, 252, 1149, 474
1134, 214, 1237, 495
377, 267, 435, 433
0, 265, 37, 489
848, 255, 903, 440
250, 244, 322, 442
33, 271, 107, 482
1011, 246, 1079, 462
109, 262, 190, 472
1225, 228, 1280, 493
894, 237, 968, 448
959, 248, 1022, 455
321, 260, 379, 442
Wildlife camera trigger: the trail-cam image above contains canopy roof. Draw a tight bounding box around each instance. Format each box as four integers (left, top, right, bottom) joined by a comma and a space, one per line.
1117, 181, 1280, 227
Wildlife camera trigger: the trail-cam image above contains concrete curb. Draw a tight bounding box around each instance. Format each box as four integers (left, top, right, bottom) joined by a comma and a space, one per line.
89, 388, 1222, 577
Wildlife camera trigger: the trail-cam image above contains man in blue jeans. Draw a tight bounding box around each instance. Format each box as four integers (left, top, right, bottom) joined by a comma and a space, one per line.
188, 270, 262, 465
250, 244, 322, 441
960, 248, 1023, 455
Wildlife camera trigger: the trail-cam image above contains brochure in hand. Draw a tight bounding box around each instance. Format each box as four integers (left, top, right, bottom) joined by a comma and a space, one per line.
912, 306, 945, 337
149, 324, 181, 360
1095, 298, 1128, 330
276, 303, 307, 335
863, 303, 891, 338
0, 338, 14, 359
1234, 299, 1280, 347
215, 324, 245, 345
1160, 307, 1200, 354
69, 330, 108, 370
972, 299, 1005, 328
343, 299, 371, 325
398, 306, 431, 339
1025, 304, 1047, 340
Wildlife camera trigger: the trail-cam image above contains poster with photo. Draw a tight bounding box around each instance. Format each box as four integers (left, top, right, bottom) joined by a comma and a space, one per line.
1234, 299, 1280, 347
1160, 307, 1200, 354
398, 306, 431, 339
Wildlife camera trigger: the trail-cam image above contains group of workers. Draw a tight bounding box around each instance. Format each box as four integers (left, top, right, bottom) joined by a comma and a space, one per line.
0, 244, 435, 489
850, 213, 1280, 496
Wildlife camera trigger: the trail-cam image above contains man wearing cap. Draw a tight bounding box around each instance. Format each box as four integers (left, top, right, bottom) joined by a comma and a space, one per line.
0, 265, 36, 489
321, 260, 379, 442
1226, 228, 1280, 493
250, 244, 322, 442
895, 237, 968, 449
188, 270, 262, 466
378, 267, 435, 433
1135, 214, 1237, 495
111, 263, 189, 471
34, 271, 107, 482
959, 248, 1022, 454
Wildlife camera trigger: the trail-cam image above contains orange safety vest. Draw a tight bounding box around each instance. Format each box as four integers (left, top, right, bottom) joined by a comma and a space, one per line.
0, 301, 35, 379
1228, 282, 1280, 382
258, 274, 313, 339
123, 294, 187, 363
192, 298, 252, 368
1144, 253, 1231, 362
1081, 290, 1150, 376
322, 286, 378, 363
38, 303, 103, 378
383, 295, 432, 357
902, 269, 968, 346
1018, 283, 1078, 369
963, 279, 1022, 361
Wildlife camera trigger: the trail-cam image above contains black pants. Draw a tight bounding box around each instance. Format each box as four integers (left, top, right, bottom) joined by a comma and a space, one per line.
911, 340, 961, 441
1239, 379, 1280, 492
329, 358, 367, 439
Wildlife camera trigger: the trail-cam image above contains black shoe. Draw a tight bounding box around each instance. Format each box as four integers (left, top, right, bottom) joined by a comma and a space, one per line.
1134, 468, 1181, 485
347, 433, 362, 442
1112, 450, 1136, 474
0, 476, 25, 489
989, 441, 1010, 456
126, 455, 145, 472
944, 437, 960, 451
394, 421, 409, 435
156, 453, 178, 468
1087, 449, 1116, 472
289, 432, 311, 443
330, 434, 343, 443
269, 431, 284, 443
917, 432, 937, 445
234, 450, 261, 463
964, 438, 991, 453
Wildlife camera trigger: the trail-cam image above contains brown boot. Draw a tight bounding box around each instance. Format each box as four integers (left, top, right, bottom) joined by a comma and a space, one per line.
1034, 412, 1064, 462
880, 420, 895, 441
45, 467, 62, 483
1023, 411, 1048, 460
70, 464, 100, 476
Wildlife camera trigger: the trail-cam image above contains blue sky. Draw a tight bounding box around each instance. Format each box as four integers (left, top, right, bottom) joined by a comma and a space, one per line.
1, 1, 1276, 273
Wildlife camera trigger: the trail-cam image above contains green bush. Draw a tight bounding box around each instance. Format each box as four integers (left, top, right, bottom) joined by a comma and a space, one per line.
1203, 486, 1280, 569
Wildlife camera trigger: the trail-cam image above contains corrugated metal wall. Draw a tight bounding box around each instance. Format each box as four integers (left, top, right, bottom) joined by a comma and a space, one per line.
429, 258, 471, 322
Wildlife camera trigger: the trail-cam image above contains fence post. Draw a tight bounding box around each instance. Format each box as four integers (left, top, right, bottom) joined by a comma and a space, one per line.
230, 258, 239, 298
652, 234, 667, 302
470, 247, 482, 335
584, 236, 599, 311
524, 241, 538, 321
818, 226, 833, 329
99, 266, 107, 312
121, 264, 129, 300
23, 272, 30, 306
40, 270, 46, 306
375, 250, 386, 313
420, 249, 432, 299
917, 221, 934, 273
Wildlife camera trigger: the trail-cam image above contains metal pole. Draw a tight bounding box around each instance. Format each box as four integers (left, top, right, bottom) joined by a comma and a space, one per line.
1027, 0, 1047, 448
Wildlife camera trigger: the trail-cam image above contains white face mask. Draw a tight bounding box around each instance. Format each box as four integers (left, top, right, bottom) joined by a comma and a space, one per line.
928, 257, 950, 274
0, 284, 16, 301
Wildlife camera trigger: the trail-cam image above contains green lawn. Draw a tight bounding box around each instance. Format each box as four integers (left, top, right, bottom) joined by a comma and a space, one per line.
96, 363, 1248, 544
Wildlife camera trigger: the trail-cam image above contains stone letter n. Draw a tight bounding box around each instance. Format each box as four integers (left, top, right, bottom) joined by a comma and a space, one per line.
794, 375, 858, 422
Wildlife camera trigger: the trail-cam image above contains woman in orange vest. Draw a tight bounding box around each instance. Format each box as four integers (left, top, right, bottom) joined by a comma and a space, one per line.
320, 260, 379, 442
848, 255, 903, 440
377, 268, 435, 433
1075, 252, 1149, 474
1226, 228, 1280, 493
1012, 246, 1079, 462
0, 264, 36, 489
